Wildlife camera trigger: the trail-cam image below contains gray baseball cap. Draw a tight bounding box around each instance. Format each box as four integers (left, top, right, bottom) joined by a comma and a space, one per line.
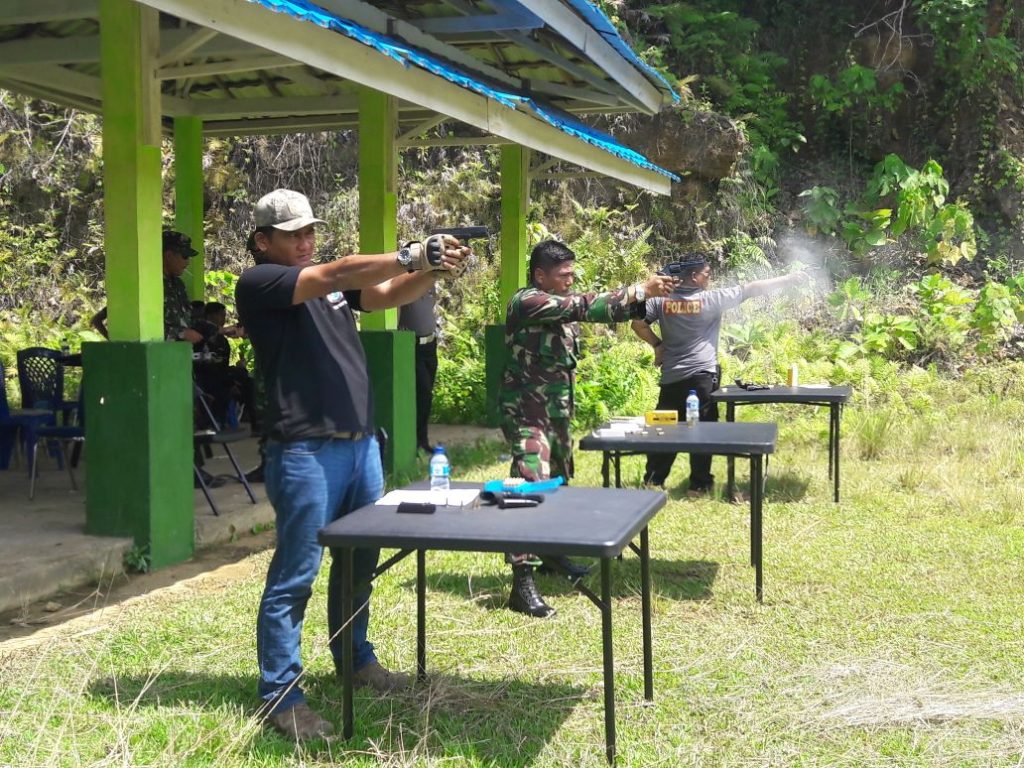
253, 189, 326, 231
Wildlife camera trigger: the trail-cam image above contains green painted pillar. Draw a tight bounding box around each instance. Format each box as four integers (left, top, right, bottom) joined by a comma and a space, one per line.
485, 145, 531, 425
358, 87, 398, 331
500, 144, 531, 313
358, 87, 416, 476
84, 342, 194, 569
92, 0, 193, 567
360, 330, 416, 479
174, 116, 206, 301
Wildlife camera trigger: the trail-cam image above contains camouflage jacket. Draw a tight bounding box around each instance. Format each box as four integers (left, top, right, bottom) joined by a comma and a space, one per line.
499, 285, 636, 420
164, 274, 192, 341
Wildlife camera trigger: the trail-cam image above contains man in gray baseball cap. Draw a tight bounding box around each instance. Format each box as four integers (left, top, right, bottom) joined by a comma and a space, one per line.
253, 188, 326, 231
237, 188, 470, 741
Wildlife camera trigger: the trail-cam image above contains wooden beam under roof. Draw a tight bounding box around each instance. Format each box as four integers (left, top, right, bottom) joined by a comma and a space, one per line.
0, 78, 98, 112
182, 93, 360, 119
438, 0, 643, 111
158, 55, 301, 80
136, 0, 671, 194
314, 0, 521, 92
503, 0, 664, 112
156, 26, 218, 66
414, 8, 543, 35
202, 114, 360, 136
0, 0, 99, 26
0, 28, 260, 66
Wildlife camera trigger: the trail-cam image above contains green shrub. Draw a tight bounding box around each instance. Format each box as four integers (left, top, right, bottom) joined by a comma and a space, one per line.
573, 337, 659, 430
432, 353, 486, 425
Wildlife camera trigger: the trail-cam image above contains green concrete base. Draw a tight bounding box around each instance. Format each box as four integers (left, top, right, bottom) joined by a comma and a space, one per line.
485, 324, 508, 428
360, 329, 417, 478
83, 341, 194, 569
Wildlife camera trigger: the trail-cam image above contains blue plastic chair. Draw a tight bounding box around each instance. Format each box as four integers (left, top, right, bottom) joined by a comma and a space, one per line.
0, 360, 54, 472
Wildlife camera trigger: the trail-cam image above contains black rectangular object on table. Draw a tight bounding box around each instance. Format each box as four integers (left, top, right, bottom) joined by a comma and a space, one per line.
579, 422, 776, 604
318, 481, 666, 765
711, 385, 852, 503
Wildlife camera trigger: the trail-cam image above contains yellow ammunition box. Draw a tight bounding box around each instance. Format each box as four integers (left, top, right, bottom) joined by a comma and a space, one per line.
645, 410, 678, 426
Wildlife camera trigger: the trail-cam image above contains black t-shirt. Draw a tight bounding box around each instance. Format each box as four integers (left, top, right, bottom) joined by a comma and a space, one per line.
235, 263, 373, 441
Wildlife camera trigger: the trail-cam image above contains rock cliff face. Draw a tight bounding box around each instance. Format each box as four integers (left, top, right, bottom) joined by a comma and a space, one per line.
627, 108, 747, 183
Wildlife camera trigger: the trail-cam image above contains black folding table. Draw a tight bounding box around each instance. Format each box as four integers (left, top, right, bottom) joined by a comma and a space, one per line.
711, 385, 852, 503
578, 422, 777, 602
318, 482, 666, 764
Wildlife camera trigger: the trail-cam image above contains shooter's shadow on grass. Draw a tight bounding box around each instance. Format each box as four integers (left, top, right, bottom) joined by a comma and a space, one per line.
89, 670, 586, 766
410, 557, 719, 610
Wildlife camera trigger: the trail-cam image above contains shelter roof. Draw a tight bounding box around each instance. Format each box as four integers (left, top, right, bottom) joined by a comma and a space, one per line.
0, 0, 680, 192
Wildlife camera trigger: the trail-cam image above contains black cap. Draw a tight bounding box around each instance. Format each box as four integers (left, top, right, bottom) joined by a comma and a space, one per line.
162, 230, 199, 258
658, 254, 707, 276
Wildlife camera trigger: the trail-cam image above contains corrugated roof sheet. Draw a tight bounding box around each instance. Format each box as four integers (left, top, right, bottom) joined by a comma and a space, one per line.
249, 0, 679, 180
562, 0, 679, 102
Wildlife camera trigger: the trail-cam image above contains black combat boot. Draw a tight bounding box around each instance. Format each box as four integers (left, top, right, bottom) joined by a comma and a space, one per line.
508, 564, 556, 618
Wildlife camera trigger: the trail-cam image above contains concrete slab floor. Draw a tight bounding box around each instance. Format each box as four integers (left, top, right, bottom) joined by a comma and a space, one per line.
0, 425, 502, 618
0, 435, 273, 616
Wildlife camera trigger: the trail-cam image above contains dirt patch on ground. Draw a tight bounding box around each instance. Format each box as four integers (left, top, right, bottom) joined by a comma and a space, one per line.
0, 530, 275, 652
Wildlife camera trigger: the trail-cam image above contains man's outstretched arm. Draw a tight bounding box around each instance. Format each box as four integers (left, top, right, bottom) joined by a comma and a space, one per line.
741, 271, 808, 301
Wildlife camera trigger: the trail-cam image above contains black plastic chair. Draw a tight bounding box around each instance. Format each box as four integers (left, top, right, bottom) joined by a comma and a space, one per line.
29, 387, 85, 500
16, 347, 77, 425
1, 359, 55, 473
194, 385, 257, 516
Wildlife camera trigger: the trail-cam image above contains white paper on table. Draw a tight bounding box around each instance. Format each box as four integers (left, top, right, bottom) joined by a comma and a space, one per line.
375, 489, 480, 507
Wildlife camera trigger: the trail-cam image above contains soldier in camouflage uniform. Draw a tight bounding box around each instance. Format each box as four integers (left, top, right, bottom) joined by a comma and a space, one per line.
498, 239, 676, 618
161, 231, 203, 342
90, 230, 204, 344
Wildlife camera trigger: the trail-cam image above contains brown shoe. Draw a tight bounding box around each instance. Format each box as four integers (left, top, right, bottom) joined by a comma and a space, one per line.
352, 660, 413, 693
266, 702, 333, 741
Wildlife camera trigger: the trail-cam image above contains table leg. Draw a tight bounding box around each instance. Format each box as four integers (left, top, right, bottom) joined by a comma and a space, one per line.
726, 402, 736, 501
828, 404, 835, 480
600, 557, 616, 764
341, 547, 354, 739
601, 451, 610, 489
614, 452, 622, 489
417, 549, 426, 682
833, 404, 841, 503
640, 526, 653, 702
751, 456, 764, 603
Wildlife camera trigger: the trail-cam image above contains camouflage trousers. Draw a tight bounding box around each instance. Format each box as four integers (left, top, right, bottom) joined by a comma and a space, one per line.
501, 417, 574, 482
500, 415, 573, 566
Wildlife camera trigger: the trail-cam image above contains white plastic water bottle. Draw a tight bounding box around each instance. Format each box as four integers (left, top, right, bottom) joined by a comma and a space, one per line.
429, 446, 451, 493
685, 390, 700, 427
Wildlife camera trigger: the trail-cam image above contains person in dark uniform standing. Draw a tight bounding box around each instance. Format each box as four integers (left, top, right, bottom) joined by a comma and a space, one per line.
398, 285, 438, 453
236, 188, 469, 742
631, 254, 807, 496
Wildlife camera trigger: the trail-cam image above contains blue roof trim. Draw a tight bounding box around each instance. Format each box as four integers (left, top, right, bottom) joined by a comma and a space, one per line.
561, 0, 680, 103
531, 104, 679, 180
246, 0, 678, 182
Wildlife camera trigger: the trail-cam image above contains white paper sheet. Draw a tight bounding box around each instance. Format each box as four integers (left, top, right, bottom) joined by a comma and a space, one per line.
375, 489, 480, 507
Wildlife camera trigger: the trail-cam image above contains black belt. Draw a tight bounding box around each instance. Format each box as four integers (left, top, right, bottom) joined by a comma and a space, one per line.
331, 431, 367, 440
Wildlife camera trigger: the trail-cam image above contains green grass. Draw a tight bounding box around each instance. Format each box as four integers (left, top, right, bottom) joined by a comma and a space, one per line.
3, 378, 1024, 766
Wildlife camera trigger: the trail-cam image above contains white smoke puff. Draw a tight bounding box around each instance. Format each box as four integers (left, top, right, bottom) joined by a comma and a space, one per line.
777, 229, 836, 295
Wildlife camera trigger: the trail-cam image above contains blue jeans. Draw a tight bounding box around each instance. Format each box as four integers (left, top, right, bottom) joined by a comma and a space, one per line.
257, 435, 383, 711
